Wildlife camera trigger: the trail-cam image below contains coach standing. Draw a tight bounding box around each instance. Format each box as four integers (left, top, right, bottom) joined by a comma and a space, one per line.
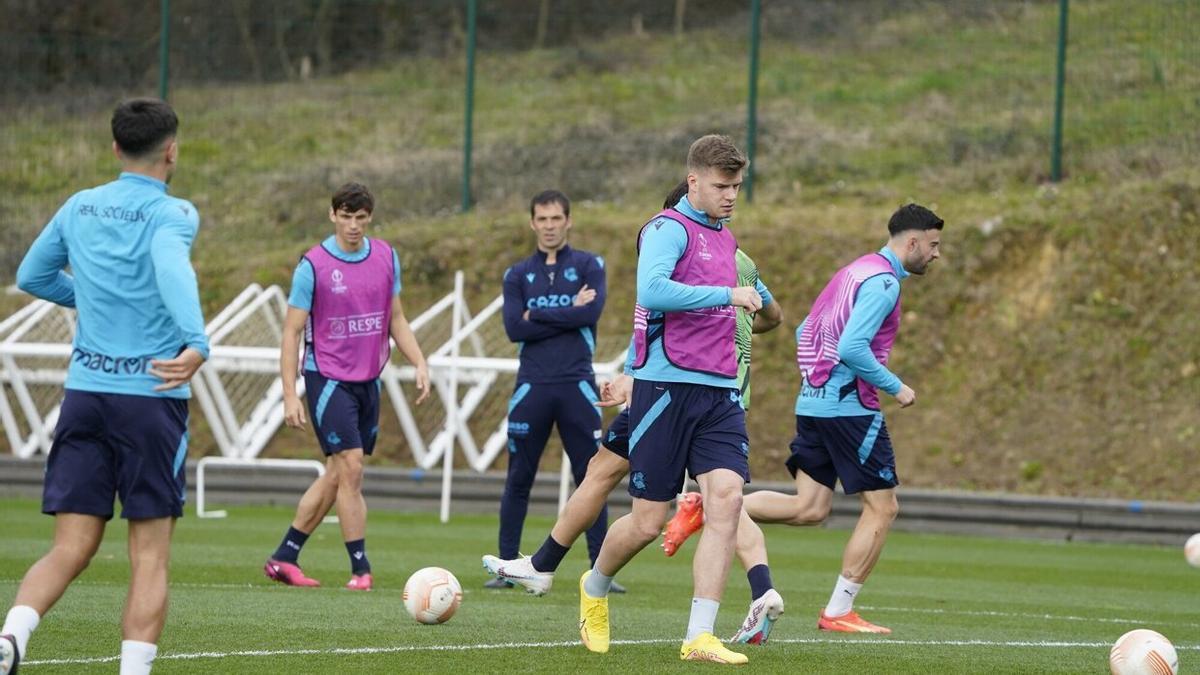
490, 190, 611, 589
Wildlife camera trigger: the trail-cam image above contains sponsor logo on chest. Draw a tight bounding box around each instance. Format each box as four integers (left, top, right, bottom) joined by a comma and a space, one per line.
697, 231, 713, 261
326, 312, 386, 339
330, 268, 348, 294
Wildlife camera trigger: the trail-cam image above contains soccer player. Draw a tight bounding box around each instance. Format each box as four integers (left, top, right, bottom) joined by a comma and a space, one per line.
487, 190, 609, 589
2, 98, 208, 675
665, 203, 944, 635
263, 183, 430, 592
483, 181, 787, 646
577, 135, 762, 664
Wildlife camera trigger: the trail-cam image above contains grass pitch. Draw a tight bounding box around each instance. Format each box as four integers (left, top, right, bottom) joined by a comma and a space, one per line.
1, 497, 1196, 673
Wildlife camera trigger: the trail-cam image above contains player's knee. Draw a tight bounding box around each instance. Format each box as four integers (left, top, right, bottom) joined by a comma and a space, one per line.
630, 509, 666, 543
334, 461, 364, 490
502, 478, 534, 500
337, 470, 363, 492
632, 517, 662, 543
704, 486, 743, 523
864, 494, 899, 523
587, 457, 624, 489
790, 498, 831, 525
129, 549, 169, 573
53, 542, 96, 573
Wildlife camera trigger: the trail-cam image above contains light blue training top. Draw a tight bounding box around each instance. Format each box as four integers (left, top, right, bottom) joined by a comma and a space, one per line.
287, 235, 402, 372
624, 195, 771, 388
16, 172, 209, 399
795, 246, 908, 417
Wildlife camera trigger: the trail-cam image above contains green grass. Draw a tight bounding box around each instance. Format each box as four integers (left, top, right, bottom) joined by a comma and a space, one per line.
2, 497, 1196, 673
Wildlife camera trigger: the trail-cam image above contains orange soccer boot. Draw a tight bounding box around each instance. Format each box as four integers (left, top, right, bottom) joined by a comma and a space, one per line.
662, 492, 704, 557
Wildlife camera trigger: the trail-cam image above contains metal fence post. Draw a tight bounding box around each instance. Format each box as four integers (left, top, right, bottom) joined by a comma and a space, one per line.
744, 0, 762, 202
158, 0, 170, 100
461, 0, 478, 212
1051, 0, 1069, 182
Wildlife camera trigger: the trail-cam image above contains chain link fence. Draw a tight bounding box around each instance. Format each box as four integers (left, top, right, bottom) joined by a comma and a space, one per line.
2, 1, 1196, 284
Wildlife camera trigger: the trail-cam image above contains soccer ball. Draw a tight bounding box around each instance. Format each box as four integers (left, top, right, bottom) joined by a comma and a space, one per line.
1109, 629, 1178, 675
403, 567, 463, 625
1185, 533, 1200, 567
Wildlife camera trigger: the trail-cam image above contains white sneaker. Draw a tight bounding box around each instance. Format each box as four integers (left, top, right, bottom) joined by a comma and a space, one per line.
481, 554, 554, 596
730, 588, 785, 645
0, 634, 19, 675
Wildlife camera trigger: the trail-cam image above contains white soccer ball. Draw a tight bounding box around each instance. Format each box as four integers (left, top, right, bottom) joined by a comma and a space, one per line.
1185, 533, 1200, 568
403, 567, 463, 625
1109, 628, 1178, 675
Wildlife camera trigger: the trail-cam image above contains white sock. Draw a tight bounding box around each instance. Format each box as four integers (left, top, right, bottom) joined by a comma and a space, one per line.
119, 640, 157, 675
684, 598, 720, 642
824, 575, 863, 618
1, 605, 40, 657
583, 567, 613, 598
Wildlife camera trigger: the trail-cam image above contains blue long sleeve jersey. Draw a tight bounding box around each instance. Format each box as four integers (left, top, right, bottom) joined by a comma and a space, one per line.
795, 246, 909, 417
503, 245, 606, 384
16, 172, 209, 399
624, 195, 772, 388
288, 235, 402, 372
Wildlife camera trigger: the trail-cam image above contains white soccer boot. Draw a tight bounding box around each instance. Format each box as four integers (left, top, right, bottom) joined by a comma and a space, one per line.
481, 554, 554, 596
731, 588, 785, 645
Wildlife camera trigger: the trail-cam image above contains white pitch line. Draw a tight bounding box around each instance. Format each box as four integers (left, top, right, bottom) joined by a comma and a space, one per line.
23, 637, 1200, 667
6, 579, 1195, 628
858, 605, 1200, 629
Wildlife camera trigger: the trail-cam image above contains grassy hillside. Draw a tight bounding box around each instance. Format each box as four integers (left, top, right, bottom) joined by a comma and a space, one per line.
1, 1, 1197, 500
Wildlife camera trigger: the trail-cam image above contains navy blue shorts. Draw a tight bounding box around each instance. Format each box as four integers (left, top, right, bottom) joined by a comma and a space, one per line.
43, 389, 189, 520
785, 414, 899, 495
304, 371, 380, 456
601, 408, 631, 460
626, 379, 749, 502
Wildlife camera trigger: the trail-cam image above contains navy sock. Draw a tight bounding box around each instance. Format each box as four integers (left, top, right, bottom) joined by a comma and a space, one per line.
345, 539, 371, 575
747, 564, 774, 601
530, 535, 570, 574
272, 527, 309, 564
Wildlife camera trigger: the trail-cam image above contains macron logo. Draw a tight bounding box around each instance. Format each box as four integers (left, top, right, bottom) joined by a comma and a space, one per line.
883, 279, 893, 291
526, 273, 536, 284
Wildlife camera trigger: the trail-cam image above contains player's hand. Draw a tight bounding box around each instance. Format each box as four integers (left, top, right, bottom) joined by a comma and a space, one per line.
597, 373, 633, 408
729, 286, 763, 312
149, 347, 205, 391
283, 394, 307, 429
573, 284, 597, 306
894, 384, 916, 408
413, 363, 431, 405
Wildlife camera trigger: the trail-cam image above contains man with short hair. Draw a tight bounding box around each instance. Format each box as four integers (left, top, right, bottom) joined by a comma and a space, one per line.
488, 190, 609, 589
484, 180, 787, 645
577, 135, 763, 664
667, 203, 944, 635
263, 182, 430, 592
3, 97, 208, 675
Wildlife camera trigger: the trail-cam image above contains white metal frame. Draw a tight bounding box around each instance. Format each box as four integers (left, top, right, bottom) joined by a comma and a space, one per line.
195, 456, 335, 522
1, 273, 625, 522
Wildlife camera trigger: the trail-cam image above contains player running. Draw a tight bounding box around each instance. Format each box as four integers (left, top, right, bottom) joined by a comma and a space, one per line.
661, 203, 945, 635
573, 135, 763, 664
483, 180, 786, 646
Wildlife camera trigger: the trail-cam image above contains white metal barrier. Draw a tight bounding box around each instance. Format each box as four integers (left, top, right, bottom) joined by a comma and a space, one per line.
195, 456, 336, 523
1, 273, 625, 522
